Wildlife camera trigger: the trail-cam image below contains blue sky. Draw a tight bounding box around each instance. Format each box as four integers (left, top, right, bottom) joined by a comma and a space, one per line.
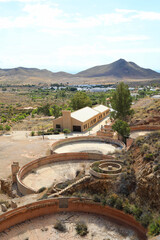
0, 0, 160, 73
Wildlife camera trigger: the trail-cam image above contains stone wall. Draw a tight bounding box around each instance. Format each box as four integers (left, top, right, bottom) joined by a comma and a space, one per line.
16, 152, 109, 195
90, 160, 123, 179
130, 125, 160, 132
51, 136, 125, 152
0, 198, 147, 240
97, 125, 160, 141
99, 162, 122, 174
97, 130, 114, 137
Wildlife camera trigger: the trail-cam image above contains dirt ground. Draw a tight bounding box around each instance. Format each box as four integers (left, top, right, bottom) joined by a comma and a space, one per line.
132, 97, 154, 109
0, 212, 139, 240
0, 131, 55, 179
23, 160, 94, 192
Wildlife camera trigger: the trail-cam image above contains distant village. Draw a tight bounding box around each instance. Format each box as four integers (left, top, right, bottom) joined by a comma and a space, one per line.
44, 83, 160, 99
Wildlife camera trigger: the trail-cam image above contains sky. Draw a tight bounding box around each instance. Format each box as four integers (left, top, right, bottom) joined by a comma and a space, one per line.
0, 0, 160, 73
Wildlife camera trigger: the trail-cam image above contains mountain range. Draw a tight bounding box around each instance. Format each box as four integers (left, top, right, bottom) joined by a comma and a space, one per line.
0, 59, 159, 86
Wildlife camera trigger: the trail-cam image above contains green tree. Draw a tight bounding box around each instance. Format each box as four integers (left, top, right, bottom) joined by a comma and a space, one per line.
52, 104, 62, 118
8, 105, 13, 118
5, 125, 11, 131
59, 90, 66, 98
63, 128, 71, 138
99, 92, 106, 105
112, 119, 130, 143
148, 217, 160, 236
37, 104, 51, 116
110, 82, 133, 120
70, 92, 92, 110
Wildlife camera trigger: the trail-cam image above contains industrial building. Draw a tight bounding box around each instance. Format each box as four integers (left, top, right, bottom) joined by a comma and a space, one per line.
53, 104, 110, 132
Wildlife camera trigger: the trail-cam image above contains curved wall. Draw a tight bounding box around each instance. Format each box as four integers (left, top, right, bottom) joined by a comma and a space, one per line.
90, 159, 123, 179
99, 162, 122, 174
17, 153, 111, 195
51, 136, 125, 152
0, 198, 147, 240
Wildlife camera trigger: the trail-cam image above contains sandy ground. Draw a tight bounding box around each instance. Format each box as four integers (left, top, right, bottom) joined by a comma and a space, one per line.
23, 160, 94, 191
0, 115, 110, 179
130, 131, 152, 139
0, 212, 139, 240
0, 131, 55, 179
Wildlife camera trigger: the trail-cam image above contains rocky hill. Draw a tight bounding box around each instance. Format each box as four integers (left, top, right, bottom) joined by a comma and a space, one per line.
0, 59, 160, 85
76, 59, 160, 79
0, 67, 73, 85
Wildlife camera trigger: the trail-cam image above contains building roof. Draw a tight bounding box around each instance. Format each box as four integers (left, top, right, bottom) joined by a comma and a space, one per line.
93, 105, 109, 113
71, 106, 98, 123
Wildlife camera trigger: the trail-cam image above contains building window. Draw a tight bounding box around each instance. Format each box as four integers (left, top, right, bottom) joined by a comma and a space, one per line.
56, 124, 61, 128
84, 124, 87, 129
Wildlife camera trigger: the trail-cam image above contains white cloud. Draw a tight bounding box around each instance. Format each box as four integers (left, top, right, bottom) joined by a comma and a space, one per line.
115, 9, 138, 14
0, 0, 46, 2
0, 4, 130, 31
58, 45, 160, 58
133, 11, 160, 20
99, 35, 149, 42
0, 4, 160, 35
116, 8, 160, 21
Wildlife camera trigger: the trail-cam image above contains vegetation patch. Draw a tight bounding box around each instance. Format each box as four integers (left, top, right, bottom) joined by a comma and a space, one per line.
76, 222, 88, 236
54, 221, 66, 232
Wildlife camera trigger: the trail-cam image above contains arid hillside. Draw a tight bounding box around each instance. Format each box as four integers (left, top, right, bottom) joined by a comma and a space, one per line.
130, 98, 160, 126
0, 59, 160, 86
76, 59, 160, 79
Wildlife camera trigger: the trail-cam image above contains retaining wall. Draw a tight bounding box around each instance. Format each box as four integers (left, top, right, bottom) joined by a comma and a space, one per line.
97, 131, 114, 137
17, 153, 110, 195
51, 136, 125, 152
130, 125, 160, 132
0, 198, 147, 240
97, 125, 160, 140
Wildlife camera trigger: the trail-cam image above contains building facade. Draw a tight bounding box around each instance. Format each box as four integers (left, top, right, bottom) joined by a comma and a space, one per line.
53, 105, 110, 132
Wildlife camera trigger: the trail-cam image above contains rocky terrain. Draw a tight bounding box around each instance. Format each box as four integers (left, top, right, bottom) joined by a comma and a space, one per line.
130, 98, 160, 126
124, 132, 160, 209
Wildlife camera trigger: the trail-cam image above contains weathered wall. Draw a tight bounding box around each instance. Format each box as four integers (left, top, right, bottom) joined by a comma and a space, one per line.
130, 125, 160, 132
99, 162, 122, 174
0, 198, 147, 240
17, 152, 109, 195
51, 136, 125, 152
97, 125, 160, 139
97, 131, 114, 138
90, 159, 123, 179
